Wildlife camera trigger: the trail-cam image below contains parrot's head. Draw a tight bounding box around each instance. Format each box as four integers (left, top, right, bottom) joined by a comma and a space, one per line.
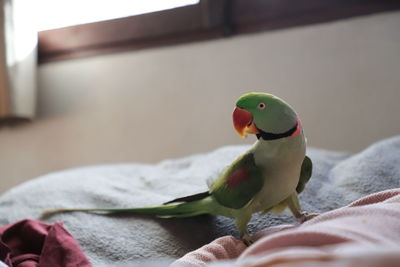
233, 92, 299, 138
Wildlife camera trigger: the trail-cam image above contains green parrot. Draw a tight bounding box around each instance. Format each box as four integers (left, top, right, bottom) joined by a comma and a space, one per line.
43, 92, 315, 242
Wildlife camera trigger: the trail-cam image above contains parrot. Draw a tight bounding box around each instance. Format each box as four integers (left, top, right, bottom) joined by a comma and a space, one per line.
43, 92, 315, 243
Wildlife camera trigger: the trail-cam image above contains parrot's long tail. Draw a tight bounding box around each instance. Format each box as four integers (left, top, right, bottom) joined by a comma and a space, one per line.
41, 196, 215, 219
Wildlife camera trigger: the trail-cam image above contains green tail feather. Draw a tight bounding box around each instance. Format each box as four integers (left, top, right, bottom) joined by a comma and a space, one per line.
42, 196, 215, 219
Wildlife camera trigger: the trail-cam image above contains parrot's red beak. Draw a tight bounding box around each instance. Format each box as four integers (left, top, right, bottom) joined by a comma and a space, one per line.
232, 107, 260, 138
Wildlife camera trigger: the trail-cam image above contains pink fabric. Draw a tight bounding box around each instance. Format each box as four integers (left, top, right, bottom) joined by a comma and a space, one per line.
172, 189, 400, 267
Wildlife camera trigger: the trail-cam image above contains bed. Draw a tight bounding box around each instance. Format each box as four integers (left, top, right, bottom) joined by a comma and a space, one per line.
0, 136, 399, 266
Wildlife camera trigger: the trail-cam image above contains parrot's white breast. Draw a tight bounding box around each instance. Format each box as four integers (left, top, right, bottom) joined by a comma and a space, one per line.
249, 132, 306, 213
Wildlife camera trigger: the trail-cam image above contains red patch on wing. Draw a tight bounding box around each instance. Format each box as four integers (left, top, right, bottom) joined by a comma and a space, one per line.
226, 167, 249, 188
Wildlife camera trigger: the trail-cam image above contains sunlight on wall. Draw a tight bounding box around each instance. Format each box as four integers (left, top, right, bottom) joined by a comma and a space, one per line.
1, 0, 36, 119
7, 0, 37, 62
35, 0, 199, 31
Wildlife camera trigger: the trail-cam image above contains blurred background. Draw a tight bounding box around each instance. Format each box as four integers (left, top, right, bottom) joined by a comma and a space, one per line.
0, 0, 400, 193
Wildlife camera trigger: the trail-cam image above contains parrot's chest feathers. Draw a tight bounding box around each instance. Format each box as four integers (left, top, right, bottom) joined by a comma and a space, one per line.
249, 133, 306, 212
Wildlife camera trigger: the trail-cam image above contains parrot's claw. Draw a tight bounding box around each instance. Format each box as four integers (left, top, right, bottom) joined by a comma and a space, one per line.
297, 212, 319, 223
241, 233, 255, 246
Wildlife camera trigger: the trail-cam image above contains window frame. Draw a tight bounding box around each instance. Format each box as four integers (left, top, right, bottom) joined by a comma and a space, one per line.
38, 0, 400, 63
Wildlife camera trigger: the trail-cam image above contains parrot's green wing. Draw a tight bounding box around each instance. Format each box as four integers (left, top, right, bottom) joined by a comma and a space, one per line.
296, 155, 312, 194
210, 152, 263, 209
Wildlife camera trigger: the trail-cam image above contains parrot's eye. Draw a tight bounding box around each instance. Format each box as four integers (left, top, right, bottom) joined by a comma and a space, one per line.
257, 102, 266, 110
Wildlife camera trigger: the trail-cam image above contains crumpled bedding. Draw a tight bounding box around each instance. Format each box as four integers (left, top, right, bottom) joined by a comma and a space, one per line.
0, 136, 399, 266
172, 189, 400, 267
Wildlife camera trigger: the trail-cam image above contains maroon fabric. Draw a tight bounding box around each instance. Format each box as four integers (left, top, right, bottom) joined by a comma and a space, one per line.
0, 219, 91, 267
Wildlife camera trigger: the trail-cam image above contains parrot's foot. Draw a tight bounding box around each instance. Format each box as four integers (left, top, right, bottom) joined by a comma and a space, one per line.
241, 233, 255, 246
297, 212, 319, 223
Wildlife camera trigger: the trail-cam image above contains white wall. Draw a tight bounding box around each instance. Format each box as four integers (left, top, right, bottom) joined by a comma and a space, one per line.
1, 11, 400, 193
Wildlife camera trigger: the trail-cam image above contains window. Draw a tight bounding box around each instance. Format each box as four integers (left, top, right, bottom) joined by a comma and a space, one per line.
36, 0, 199, 31
38, 0, 400, 63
